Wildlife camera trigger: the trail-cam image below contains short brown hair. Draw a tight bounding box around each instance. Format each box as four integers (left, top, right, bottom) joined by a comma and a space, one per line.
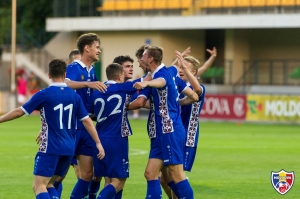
106, 63, 124, 80
135, 45, 149, 59
68, 49, 80, 63
77, 33, 100, 54
146, 45, 163, 65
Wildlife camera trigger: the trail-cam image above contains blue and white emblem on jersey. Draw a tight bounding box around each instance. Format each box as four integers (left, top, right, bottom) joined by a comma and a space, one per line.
271, 169, 294, 195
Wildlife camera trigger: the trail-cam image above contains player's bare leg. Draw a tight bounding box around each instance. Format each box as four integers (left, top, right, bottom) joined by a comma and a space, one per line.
32, 175, 52, 198
144, 158, 164, 198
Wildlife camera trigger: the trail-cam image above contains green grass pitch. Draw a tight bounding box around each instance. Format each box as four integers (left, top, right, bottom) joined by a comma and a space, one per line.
0, 115, 299, 198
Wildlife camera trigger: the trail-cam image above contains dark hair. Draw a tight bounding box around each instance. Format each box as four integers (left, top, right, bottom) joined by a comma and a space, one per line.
106, 63, 123, 80
77, 33, 100, 54
68, 49, 80, 62
135, 45, 149, 59
49, 59, 67, 78
145, 45, 163, 65
113, 55, 134, 65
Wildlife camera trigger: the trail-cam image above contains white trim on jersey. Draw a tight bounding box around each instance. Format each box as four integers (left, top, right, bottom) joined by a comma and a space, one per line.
20, 106, 29, 115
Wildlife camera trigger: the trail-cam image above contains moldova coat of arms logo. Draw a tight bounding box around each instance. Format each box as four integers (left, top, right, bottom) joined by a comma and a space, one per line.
271, 169, 294, 195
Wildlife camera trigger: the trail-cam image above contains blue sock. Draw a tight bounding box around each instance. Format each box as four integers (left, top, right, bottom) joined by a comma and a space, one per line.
70, 178, 90, 199
53, 181, 63, 198
89, 180, 101, 199
47, 187, 59, 199
168, 181, 179, 198
175, 179, 194, 199
97, 184, 116, 199
115, 189, 123, 199
36, 192, 51, 199
145, 180, 162, 199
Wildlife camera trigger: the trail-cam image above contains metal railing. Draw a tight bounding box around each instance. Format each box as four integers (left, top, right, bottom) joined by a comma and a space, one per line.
233, 59, 300, 93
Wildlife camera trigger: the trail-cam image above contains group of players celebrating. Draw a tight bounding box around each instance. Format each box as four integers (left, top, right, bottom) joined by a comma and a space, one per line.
0, 32, 217, 199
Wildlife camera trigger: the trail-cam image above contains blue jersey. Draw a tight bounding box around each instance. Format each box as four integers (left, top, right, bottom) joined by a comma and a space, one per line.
150, 64, 184, 134
88, 80, 138, 138
138, 66, 188, 138
21, 83, 89, 156
180, 84, 206, 147
66, 60, 98, 129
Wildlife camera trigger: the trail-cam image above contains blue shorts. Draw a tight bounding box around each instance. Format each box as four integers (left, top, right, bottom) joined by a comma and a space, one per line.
149, 125, 185, 166
183, 147, 197, 172
70, 156, 78, 166
93, 137, 129, 179
33, 152, 72, 177
75, 128, 94, 157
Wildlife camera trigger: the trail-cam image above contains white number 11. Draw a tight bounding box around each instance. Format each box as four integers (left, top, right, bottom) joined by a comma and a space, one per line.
53, 103, 73, 129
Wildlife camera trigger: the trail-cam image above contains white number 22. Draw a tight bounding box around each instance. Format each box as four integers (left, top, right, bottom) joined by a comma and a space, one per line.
94, 94, 122, 122
53, 104, 73, 129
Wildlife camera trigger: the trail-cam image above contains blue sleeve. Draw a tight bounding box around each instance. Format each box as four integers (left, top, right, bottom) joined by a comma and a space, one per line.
153, 70, 167, 81
119, 81, 139, 94
137, 87, 151, 100
76, 94, 89, 120
21, 91, 44, 115
176, 77, 188, 94
66, 64, 79, 81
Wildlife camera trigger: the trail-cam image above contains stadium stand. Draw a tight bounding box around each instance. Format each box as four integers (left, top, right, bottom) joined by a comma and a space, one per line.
97, 0, 192, 11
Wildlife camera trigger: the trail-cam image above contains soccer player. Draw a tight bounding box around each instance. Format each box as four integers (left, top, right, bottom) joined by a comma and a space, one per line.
0, 58, 105, 199
51, 49, 82, 198
131, 46, 200, 199
64, 33, 107, 199
161, 47, 217, 199
87, 55, 135, 199
87, 63, 141, 199
68, 49, 81, 64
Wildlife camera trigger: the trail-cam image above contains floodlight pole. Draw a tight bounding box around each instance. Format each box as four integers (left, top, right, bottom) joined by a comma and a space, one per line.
11, 0, 16, 93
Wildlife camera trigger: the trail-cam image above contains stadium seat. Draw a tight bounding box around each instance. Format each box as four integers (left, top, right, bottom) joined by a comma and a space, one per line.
142, 0, 154, 10
168, 0, 181, 9
97, 1, 116, 11
289, 68, 300, 79
265, 0, 281, 6
182, 0, 193, 9
208, 0, 223, 8
129, 0, 142, 10
281, 0, 296, 6
252, 0, 266, 7
237, 0, 251, 7
115, 0, 128, 11
154, 0, 167, 9
202, 67, 224, 78
223, 0, 236, 8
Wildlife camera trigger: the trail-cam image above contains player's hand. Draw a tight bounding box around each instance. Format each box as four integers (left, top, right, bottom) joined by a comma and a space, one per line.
96, 143, 105, 160
181, 46, 191, 57
88, 81, 107, 92
175, 50, 187, 70
206, 47, 217, 58
133, 82, 147, 90
35, 132, 42, 144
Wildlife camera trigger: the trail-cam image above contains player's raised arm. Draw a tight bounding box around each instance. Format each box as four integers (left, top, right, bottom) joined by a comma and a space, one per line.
176, 51, 202, 95
197, 47, 217, 77
0, 107, 25, 123
65, 79, 107, 92
81, 117, 105, 160
170, 46, 191, 67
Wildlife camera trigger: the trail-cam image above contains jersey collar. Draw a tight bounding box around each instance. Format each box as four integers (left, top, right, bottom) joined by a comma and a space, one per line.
50, 82, 67, 87
105, 80, 117, 84
74, 60, 94, 72
151, 63, 165, 78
